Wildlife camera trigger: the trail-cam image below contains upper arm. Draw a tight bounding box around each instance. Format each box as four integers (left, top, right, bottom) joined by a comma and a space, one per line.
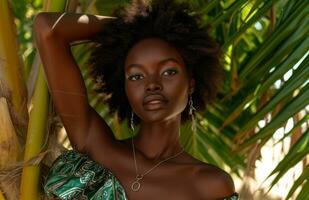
33, 13, 113, 153
197, 165, 236, 199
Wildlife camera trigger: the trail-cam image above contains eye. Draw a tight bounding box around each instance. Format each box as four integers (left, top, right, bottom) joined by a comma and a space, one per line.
127, 73, 144, 81
162, 68, 178, 76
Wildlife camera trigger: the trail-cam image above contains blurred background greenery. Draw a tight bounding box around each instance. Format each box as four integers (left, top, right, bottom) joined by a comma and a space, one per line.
0, 0, 308, 199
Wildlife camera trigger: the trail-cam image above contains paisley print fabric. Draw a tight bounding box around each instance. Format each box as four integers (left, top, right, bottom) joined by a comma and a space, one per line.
224, 193, 239, 200
44, 150, 239, 200
44, 150, 127, 200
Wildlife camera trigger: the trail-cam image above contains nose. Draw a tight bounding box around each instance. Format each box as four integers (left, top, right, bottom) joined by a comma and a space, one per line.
145, 76, 162, 92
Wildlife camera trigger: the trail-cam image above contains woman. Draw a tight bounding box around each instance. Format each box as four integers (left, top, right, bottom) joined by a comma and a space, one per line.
34, 0, 239, 199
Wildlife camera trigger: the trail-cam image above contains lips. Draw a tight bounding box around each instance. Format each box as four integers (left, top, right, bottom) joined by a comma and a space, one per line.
143, 94, 168, 109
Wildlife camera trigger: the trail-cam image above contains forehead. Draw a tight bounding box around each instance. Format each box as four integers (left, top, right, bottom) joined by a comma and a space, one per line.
124, 38, 185, 69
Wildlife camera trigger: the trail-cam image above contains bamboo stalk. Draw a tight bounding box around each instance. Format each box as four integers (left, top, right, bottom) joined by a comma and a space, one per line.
19, 1, 66, 199
20, 66, 49, 200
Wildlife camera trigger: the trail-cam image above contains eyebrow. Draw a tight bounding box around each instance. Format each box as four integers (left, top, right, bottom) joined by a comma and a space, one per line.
127, 57, 182, 69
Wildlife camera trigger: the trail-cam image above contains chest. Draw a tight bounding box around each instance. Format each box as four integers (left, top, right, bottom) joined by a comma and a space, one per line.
123, 176, 197, 200
115, 164, 200, 200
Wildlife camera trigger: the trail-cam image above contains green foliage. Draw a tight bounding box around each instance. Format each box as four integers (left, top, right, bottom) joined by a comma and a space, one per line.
10, 0, 308, 199
11, 0, 42, 80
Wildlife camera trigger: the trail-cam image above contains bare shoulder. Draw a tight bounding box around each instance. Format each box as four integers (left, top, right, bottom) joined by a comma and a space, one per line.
195, 163, 236, 199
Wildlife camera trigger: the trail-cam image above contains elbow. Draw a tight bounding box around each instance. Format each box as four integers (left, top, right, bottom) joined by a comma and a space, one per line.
33, 12, 56, 43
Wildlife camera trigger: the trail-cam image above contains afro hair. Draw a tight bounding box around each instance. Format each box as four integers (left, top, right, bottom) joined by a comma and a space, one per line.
89, 0, 224, 125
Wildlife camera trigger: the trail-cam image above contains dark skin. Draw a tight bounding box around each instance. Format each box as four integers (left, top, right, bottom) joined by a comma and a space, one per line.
34, 13, 235, 199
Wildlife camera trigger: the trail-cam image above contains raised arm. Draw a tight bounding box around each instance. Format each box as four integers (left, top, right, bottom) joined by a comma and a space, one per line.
33, 12, 116, 154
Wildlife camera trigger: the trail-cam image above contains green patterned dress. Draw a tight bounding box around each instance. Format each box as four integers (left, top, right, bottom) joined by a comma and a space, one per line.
44, 150, 239, 200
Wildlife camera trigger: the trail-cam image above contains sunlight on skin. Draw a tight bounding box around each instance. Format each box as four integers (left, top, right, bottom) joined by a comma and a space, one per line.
52, 13, 65, 30
78, 14, 117, 25
53, 14, 112, 29
77, 14, 89, 24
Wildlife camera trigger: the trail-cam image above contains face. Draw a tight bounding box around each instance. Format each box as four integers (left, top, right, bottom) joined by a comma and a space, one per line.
124, 38, 194, 124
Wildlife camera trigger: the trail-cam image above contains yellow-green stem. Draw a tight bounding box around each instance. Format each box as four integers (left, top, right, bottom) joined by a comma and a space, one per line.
19, 1, 66, 198
20, 66, 49, 200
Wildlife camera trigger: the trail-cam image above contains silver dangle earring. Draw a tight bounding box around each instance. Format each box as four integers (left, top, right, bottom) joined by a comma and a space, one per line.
189, 93, 197, 133
130, 111, 135, 132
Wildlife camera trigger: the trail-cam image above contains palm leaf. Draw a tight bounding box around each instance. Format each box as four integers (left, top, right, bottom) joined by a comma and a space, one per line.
266, 129, 309, 191
236, 55, 308, 140
240, 84, 309, 148
285, 165, 309, 199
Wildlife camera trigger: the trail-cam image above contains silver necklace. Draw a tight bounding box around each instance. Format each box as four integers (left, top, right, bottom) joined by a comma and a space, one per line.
130, 137, 184, 192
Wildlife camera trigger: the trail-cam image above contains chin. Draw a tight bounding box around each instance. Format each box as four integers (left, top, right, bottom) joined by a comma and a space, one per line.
140, 112, 181, 125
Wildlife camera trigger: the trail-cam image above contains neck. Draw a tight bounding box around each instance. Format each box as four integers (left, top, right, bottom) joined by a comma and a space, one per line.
133, 116, 183, 161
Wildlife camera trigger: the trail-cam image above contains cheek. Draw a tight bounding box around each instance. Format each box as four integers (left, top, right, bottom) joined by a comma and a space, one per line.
125, 81, 143, 110
177, 86, 189, 109
166, 80, 190, 111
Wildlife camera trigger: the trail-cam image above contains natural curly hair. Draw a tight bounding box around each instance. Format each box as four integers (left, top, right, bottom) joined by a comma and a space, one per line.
89, 0, 223, 125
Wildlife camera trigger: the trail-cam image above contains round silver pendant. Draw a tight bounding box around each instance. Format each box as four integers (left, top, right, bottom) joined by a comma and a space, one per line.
131, 180, 141, 192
